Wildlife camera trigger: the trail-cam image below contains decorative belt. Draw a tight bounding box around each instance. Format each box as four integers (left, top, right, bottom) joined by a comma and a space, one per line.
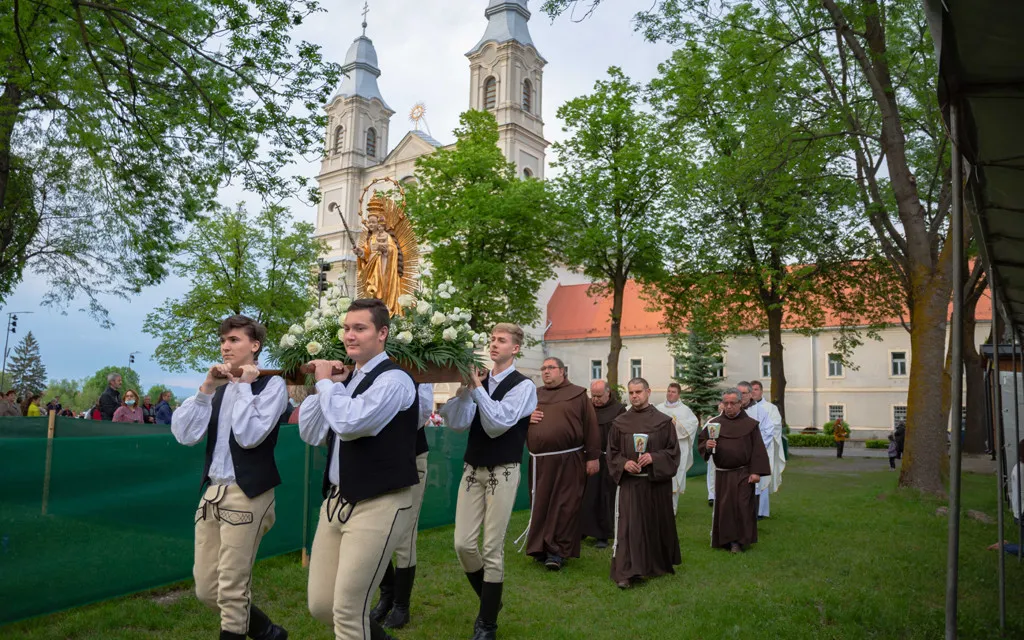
514, 445, 585, 549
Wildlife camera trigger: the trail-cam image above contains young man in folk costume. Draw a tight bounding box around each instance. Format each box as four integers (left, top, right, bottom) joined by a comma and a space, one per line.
299, 298, 422, 640
440, 323, 537, 640
171, 315, 290, 640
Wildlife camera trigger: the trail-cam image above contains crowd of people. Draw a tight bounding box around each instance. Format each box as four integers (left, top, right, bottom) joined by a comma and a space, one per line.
167, 306, 790, 640
0, 372, 177, 423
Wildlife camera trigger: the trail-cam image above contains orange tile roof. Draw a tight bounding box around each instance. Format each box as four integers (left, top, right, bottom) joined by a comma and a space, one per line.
545, 279, 992, 342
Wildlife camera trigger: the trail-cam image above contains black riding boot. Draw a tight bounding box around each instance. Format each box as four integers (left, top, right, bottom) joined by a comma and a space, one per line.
469, 581, 502, 640
370, 619, 397, 640
220, 632, 246, 640
465, 568, 484, 598
383, 565, 415, 629
370, 562, 395, 624
248, 605, 288, 640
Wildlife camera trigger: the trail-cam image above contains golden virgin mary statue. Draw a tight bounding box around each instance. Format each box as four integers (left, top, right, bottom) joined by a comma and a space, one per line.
353, 178, 419, 317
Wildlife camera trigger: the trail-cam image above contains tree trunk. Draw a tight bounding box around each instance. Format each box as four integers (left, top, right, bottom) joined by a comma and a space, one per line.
899, 274, 952, 494
766, 303, 787, 422
0, 81, 21, 213
963, 301, 987, 454
606, 275, 626, 391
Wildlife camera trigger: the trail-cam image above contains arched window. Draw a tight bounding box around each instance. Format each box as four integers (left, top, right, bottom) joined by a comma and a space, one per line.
366, 127, 377, 158
522, 167, 533, 178
333, 125, 344, 154
483, 76, 497, 110
522, 79, 532, 113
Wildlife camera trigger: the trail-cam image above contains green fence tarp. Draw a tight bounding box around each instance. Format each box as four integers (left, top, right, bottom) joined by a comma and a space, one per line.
0, 421, 709, 625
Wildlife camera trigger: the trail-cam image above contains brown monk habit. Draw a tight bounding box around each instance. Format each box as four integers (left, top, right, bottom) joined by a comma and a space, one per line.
698, 413, 771, 549
526, 380, 601, 560
608, 405, 681, 583
580, 398, 626, 541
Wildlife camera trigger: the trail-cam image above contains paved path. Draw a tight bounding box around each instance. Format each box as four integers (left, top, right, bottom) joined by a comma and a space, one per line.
789, 447, 997, 475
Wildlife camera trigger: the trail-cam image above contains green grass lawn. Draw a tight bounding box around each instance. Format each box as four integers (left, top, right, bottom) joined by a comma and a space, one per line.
5, 456, 1024, 639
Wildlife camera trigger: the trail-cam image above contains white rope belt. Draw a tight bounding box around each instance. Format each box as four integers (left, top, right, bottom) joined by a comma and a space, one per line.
513, 445, 585, 550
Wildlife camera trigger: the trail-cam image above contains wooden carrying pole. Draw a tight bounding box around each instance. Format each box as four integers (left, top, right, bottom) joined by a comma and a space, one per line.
41, 410, 56, 515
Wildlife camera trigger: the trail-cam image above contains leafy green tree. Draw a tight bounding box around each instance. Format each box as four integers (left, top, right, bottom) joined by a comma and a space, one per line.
42, 378, 83, 412
648, 16, 901, 421
143, 204, 322, 372
8, 331, 46, 397
146, 385, 176, 406
0, 0, 341, 323
80, 366, 141, 409
668, 309, 724, 422
405, 110, 558, 330
550, 68, 680, 389
543, 0, 955, 494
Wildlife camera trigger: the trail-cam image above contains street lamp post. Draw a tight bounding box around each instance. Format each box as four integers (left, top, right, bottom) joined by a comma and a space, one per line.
1, 311, 34, 391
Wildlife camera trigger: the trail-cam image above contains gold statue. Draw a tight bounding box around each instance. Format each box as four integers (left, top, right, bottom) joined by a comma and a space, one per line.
354, 178, 420, 316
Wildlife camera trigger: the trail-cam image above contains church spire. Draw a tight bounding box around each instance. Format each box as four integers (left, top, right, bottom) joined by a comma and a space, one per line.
467, 0, 544, 60
335, 3, 391, 109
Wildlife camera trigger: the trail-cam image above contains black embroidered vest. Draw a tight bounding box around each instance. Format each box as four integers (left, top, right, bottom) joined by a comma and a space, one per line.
463, 369, 530, 467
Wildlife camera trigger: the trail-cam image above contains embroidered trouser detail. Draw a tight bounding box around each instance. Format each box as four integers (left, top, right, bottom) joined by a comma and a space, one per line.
308, 486, 414, 640
454, 463, 520, 582
193, 484, 276, 634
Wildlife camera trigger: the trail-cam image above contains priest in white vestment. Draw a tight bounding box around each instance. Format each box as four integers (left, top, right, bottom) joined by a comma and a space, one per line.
656, 383, 699, 515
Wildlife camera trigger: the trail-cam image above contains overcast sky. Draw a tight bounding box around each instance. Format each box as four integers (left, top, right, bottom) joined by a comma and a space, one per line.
2, 0, 675, 394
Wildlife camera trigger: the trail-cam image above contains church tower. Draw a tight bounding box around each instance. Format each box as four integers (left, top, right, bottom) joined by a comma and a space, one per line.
466, 0, 549, 178
315, 14, 395, 291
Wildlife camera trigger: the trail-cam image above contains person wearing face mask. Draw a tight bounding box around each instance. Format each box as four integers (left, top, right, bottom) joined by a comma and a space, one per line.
113, 389, 145, 423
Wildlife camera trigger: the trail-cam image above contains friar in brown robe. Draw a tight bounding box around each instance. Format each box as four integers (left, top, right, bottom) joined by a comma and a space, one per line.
523, 357, 601, 569
607, 378, 681, 588
697, 388, 772, 553
580, 380, 626, 546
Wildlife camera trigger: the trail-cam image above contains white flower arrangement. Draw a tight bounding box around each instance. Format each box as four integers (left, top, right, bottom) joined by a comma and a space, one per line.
272, 282, 485, 379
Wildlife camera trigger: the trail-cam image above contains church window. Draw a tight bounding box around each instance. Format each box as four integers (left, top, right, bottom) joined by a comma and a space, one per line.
522, 79, 532, 112
366, 127, 377, 158
523, 167, 533, 178
333, 126, 344, 154
484, 76, 497, 110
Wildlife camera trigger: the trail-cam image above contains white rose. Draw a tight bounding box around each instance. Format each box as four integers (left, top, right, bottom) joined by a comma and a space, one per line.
453, 307, 462, 314
338, 297, 352, 310
279, 334, 297, 348
306, 341, 322, 356
398, 293, 417, 308
442, 327, 458, 341
431, 311, 447, 326
465, 341, 475, 349
289, 324, 304, 336
337, 328, 345, 341
438, 290, 452, 299
416, 300, 431, 315
460, 312, 472, 322
395, 330, 414, 344
304, 317, 320, 331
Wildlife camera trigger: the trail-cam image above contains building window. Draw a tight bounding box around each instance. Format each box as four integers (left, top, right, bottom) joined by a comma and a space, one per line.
523, 167, 533, 178
827, 353, 844, 378
891, 351, 907, 377
893, 405, 907, 428
365, 127, 377, 158
630, 359, 642, 380
674, 356, 685, 380
590, 359, 602, 380
761, 354, 771, 378
714, 356, 726, 378
828, 405, 845, 422
522, 79, 532, 112
484, 76, 497, 110
333, 125, 344, 154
